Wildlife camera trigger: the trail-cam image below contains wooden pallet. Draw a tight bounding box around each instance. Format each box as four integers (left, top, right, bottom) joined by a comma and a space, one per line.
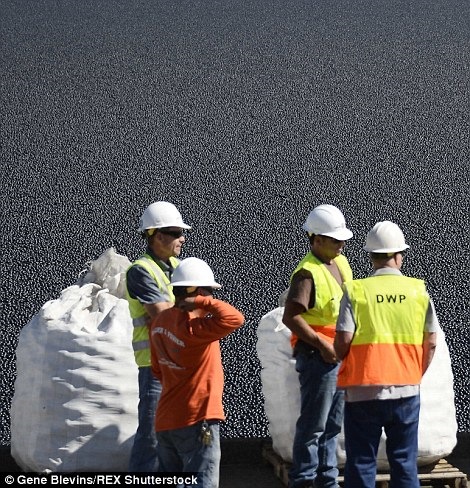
262, 443, 468, 488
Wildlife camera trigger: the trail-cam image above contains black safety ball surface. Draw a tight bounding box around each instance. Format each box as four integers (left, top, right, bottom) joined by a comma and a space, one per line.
1, 0, 469, 445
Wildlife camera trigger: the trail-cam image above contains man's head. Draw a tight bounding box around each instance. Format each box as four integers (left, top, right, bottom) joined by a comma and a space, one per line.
303, 204, 353, 262
364, 220, 409, 269
138, 201, 191, 261
170, 257, 221, 303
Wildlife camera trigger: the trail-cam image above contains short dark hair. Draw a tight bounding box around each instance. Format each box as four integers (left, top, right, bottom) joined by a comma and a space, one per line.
370, 251, 403, 260
172, 286, 191, 298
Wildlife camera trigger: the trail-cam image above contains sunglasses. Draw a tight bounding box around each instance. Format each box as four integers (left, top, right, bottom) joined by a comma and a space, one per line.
158, 228, 185, 239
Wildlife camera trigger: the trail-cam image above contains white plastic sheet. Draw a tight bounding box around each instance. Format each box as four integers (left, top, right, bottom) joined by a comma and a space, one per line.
11, 249, 139, 472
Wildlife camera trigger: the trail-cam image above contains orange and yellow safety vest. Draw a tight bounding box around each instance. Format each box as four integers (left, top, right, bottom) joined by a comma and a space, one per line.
290, 252, 353, 347
337, 274, 429, 387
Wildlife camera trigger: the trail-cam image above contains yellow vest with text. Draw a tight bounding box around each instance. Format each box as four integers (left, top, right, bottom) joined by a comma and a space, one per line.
126, 254, 179, 367
290, 252, 353, 347
337, 275, 429, 387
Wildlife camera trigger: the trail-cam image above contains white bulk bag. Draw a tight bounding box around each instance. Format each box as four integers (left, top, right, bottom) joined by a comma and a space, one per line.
256, 306, 457, 469
11, 248, 139, 472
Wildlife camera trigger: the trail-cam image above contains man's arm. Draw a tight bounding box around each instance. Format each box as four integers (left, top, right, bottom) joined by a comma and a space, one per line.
183, 295, 245, 341
334, 331, 354, 360
282, 301, 329, 347
283, 301, 338, 364
422, 332, 437, 375
127, 265, 173, 322
422, 298, 439, 374
282, 270, 337, 363
334, 292, 355, 360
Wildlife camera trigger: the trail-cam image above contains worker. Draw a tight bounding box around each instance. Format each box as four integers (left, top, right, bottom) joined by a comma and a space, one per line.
125, 201, 191, 472
283, 204, 353, 488
149, 257, 244, 487
334, 220, 438, 488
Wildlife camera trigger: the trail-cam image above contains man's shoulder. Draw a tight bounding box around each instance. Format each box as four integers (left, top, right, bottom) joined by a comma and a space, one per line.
126, 258, 169, 301
128, 253, 171, 276
127, 259, 149, 276
292, 268, 314, 280
293, 253, 319, 274
127, 257, 154, 279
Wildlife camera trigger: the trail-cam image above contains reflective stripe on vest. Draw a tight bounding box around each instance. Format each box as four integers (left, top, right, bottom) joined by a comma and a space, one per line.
290, 253, 352, 347
126, 254, 179, 367
132, 316, 147, 328
337, 275, 429, 388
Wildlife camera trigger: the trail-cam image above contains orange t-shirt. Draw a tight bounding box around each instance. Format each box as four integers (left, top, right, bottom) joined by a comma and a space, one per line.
150, 295, 244, 431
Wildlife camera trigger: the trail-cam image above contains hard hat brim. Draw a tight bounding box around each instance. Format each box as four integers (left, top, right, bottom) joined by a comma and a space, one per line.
318, 228, 353, 241
363, 244, 410, 253
171, 280, 222, 289
138, 223, 192, 232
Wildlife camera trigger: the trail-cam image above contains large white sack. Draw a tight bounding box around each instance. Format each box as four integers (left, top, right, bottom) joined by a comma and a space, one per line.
256, 307, 457, 469
11, 248, 139, 472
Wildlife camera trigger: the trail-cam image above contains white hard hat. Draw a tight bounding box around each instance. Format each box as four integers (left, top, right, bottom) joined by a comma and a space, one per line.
302, 204, 353, 241
138, 201, 191, 232
171, 257, 222, 289
364, 221, 410, 253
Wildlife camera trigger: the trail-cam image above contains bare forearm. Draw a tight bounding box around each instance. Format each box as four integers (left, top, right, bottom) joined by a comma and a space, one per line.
282, 304, 337, 363
283, 313, 322, 348
334, 331, 353, 360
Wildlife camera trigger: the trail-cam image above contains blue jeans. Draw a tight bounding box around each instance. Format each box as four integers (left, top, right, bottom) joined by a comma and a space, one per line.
343, 395, 420, 488
156, 421, 221, 488
289, 351, 344, 488
128, 367, 162, 472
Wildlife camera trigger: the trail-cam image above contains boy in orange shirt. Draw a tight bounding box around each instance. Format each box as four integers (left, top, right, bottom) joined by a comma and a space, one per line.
149, 257, 244, 487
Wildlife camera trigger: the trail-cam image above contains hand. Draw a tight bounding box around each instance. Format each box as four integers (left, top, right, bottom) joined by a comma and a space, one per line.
177, 296, 199, 312
319, 342, 339, 365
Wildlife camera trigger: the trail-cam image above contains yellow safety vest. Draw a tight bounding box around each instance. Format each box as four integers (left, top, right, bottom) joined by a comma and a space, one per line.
337, 275, 429, 387
126, 254, 179, 367
290, 252, 353, 347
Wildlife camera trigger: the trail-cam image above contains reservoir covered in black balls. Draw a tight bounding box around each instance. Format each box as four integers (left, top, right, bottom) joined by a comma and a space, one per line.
1, 0, 469, 446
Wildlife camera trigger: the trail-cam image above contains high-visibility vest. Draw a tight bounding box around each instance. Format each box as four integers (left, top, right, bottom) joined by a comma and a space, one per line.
126, 254, 179, 367
290, 252, 353, 347
337, 275, 429, 387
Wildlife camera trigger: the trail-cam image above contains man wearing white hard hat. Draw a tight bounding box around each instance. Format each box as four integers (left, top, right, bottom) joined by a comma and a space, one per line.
126, 201, 191, 472
334, 221, 438, 488
149, 257, 244, 487
283, 204, 353, 488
